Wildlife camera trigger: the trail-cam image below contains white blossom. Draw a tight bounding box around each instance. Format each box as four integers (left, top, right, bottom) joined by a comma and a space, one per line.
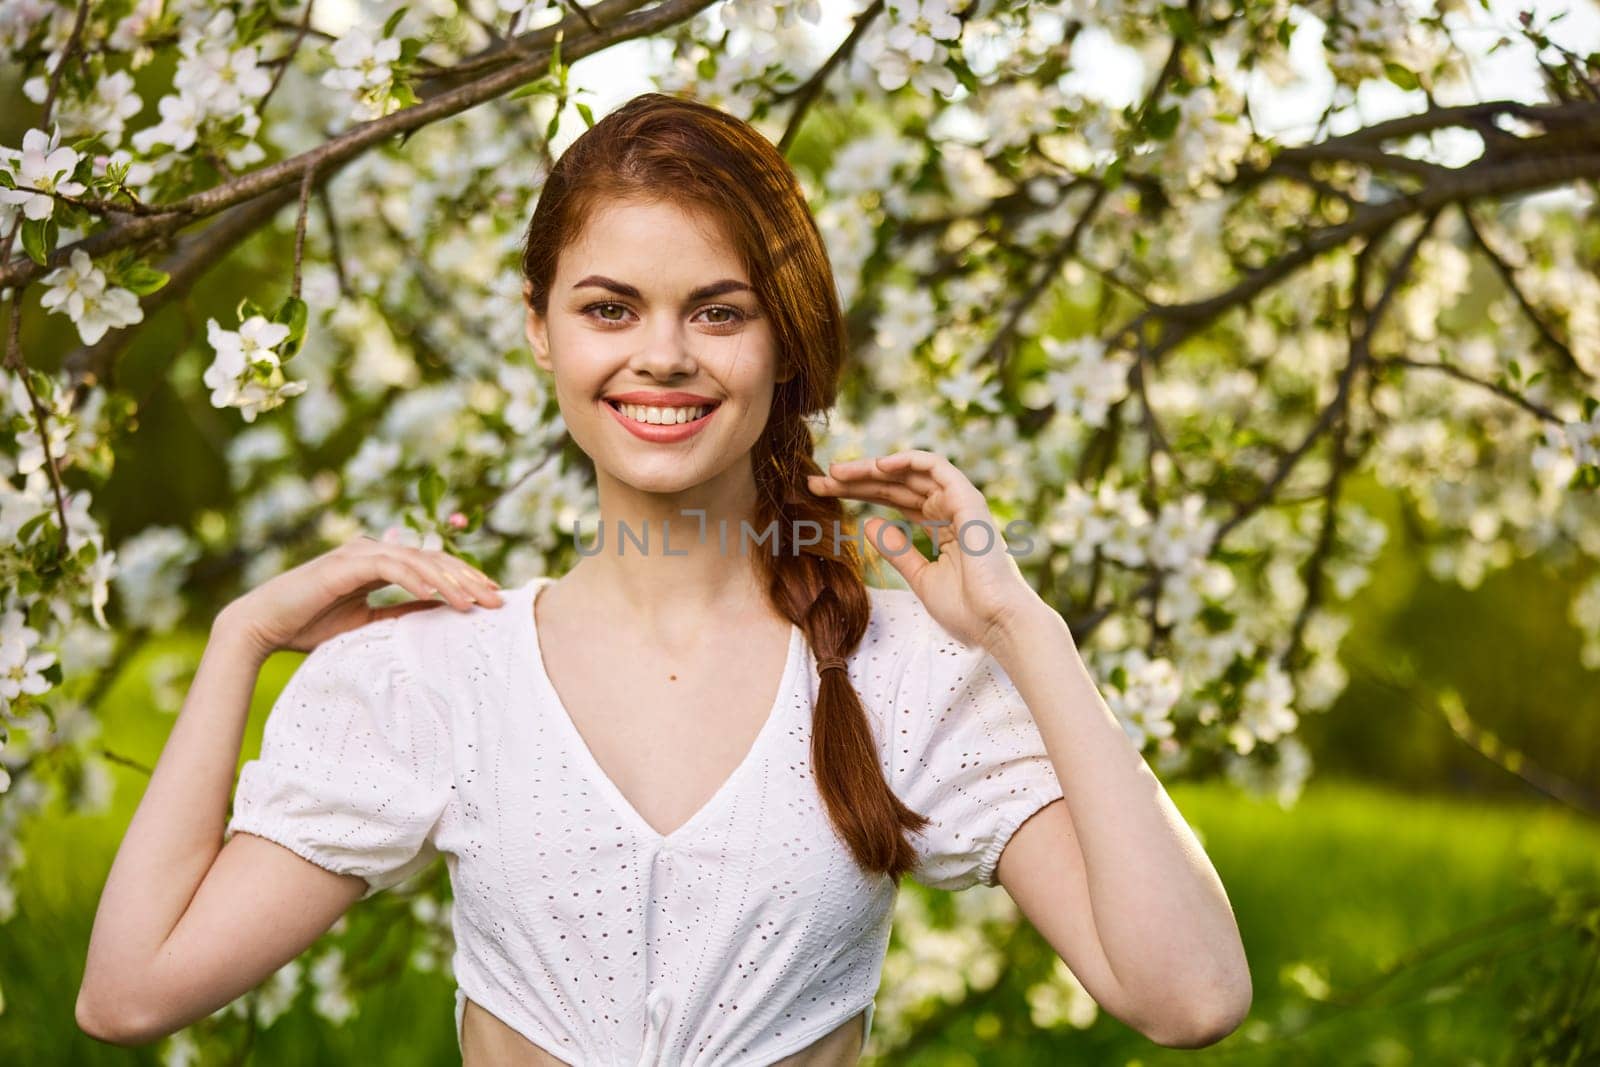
131, 91, 204, 154
39, 249, 145, 345
203, 316, 307, 423
110, 526, 203, 632
886, 0, 964, 63
1, 609, 56, 712
0, 127, 86, 222
323, 27, 404, 121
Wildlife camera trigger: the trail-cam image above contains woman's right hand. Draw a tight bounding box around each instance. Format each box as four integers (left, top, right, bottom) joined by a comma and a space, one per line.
221, 535, 505, 657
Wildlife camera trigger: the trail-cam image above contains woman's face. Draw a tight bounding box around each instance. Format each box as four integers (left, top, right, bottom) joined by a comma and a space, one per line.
525, 198, 788, 498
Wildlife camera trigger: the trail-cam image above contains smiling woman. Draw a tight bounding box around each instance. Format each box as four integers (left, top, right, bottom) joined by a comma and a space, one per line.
77, 90, 1247, 1067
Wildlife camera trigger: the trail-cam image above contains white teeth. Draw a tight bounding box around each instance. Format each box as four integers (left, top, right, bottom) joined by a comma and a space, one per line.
615, 403, 710, 425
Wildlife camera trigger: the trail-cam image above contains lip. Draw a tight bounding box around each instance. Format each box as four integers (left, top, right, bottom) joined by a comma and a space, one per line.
604, 390, 720, 406
602, 396, 719, 443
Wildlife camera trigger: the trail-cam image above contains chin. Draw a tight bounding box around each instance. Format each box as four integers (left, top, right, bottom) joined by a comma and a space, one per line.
609, 446, 751, 499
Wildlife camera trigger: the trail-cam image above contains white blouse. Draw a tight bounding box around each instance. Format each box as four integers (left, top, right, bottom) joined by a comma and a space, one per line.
226, 574, 1064, 1065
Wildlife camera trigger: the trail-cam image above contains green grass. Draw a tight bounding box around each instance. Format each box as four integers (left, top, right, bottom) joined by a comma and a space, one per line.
4, 637, 1597, 1064
901, 780, 1600, 1067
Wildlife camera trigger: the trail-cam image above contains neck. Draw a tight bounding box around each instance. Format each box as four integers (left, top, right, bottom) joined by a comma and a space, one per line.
563, 456, 779, 637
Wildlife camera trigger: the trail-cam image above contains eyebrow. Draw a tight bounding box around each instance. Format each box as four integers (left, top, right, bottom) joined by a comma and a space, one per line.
572, 275, 755, 302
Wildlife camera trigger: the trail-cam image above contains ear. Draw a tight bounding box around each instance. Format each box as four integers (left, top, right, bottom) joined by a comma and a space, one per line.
524, 302, 551, 371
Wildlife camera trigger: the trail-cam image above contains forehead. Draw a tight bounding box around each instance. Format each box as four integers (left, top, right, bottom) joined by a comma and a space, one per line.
560, 199, 747, 284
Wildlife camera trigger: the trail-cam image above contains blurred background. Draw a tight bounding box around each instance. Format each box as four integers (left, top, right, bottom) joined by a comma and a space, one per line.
2, 0, 1598, 1065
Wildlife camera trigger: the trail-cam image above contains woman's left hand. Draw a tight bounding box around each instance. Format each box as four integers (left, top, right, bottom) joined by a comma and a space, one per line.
807, 449, 1045, 652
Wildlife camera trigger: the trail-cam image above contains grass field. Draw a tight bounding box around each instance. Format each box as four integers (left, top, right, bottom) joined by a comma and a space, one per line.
3, 640, 1596, 1063
7, 778, 1596, 1065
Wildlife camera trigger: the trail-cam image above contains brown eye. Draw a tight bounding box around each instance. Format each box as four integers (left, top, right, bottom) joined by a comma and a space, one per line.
699, 305, 745, 326
584, 302, 629, 323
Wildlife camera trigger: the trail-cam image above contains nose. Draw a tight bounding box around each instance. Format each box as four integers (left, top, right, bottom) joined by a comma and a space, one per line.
628, 321, 699, 380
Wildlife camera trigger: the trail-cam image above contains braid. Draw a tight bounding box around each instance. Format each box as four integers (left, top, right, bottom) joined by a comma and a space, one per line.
754, 413, 929, 882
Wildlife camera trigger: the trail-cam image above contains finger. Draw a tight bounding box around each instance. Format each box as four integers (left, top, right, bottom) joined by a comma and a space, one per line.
820, 482, 957, 537
807, 475, 930, 513
870, 452, 992, 522
433, 554, 504, 607
814, 469, 944, 507
872, 450, 970, 488
422, 565, 479, 611
367, 554, 452, 607
395, 549, 480, 611
864, 516, 931, 588
824, 460, 943, 498
430, 548, 499, 588
824, 455, 916, 481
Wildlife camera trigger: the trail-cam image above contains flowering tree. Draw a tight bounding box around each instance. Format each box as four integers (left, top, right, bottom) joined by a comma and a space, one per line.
2, 0, 1598, 1059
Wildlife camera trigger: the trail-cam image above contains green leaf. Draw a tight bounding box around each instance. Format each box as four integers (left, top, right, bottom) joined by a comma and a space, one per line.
236, 297, 267, 322
546, 109, 560, 142
1144, 104, 1181, 141
383, 5, 409, 38
391, 80, 419, 108
275, 294, 307, 330
1161, 6, 1199, 42
576, 101, 594, 129
17, 511, 51, 545
119, 261, 170, 296
1384, 61, 1420, 91
235, 3, 271, 44
274, 295, 309, 360
419, 468, 445, 516
947, 54, 979, 95
21, 217, 56, 265
509, 75, 556, 101
1102, 156, 1126, 189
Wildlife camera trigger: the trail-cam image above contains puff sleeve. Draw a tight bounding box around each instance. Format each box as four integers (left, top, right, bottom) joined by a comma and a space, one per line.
890, 604, 1065, 891
225, 619, 452, 901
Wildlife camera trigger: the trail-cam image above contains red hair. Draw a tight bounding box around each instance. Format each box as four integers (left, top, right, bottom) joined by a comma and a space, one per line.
520, 91, 929, 882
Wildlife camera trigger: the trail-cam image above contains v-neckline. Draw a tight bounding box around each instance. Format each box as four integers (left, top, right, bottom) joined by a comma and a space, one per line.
517, 575, 805, 845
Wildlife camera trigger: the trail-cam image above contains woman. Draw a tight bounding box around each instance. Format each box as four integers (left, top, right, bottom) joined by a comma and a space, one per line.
77, 92, 1250, 1064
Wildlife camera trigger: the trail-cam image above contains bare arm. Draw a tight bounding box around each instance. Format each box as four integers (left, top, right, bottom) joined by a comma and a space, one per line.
992, 604, 1251, 1048
77, 539, 502, 1045
808, 449, 1250, 1047
75, 610, 366, 1045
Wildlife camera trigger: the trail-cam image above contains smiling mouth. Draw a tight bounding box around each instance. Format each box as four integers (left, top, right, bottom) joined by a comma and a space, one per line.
604, 399, 720, 425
